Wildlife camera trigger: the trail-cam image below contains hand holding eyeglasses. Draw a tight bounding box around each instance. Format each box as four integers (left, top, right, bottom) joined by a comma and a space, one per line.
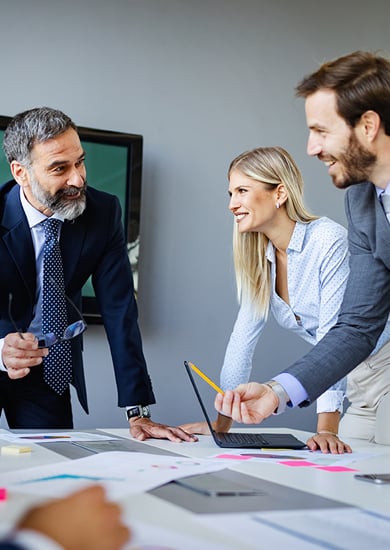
9, 291, 87, 348
3, 292, 87, 379
36, 319, 86, 348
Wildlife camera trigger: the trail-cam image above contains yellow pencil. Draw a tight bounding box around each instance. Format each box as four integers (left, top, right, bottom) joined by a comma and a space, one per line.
188, 362, 224, 394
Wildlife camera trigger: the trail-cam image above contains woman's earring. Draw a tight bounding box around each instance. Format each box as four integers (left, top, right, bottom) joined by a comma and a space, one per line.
276, 201, 280, 209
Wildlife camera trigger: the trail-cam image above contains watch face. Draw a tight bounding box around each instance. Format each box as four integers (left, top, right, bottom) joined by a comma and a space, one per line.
140, 406, 151, 418
126, 406, 150, 420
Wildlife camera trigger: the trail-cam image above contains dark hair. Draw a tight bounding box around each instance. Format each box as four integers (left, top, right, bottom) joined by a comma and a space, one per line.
296, 51, 390, 135
3, 106, 77, 165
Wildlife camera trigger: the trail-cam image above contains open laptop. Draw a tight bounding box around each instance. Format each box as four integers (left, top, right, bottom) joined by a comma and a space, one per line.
184, 361, 307, 449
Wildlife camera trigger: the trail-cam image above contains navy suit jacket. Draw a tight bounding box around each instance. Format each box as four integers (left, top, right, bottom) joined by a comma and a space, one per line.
0, 542, 24, 550
285, 182, 390, 404
0, 180, 155, 413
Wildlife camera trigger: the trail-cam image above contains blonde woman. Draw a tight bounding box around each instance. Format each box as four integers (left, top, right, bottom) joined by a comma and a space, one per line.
181, 146, 390, 452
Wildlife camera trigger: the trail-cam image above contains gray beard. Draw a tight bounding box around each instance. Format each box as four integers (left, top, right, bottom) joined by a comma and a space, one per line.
30, 177, 87, 220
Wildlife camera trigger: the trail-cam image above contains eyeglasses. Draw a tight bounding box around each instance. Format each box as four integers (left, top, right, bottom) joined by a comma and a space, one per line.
8, 291, 87, 348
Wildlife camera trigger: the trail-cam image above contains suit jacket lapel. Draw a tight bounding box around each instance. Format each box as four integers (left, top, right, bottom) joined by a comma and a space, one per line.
2, 184, 36, 302
2, 182, 88, 290
60, 216, 87, 286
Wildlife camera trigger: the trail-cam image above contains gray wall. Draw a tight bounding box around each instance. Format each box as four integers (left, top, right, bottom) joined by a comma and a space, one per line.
0, 0, 388, 432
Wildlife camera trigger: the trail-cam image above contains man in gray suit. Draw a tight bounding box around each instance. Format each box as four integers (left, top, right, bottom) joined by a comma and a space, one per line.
215, 51, 390, 425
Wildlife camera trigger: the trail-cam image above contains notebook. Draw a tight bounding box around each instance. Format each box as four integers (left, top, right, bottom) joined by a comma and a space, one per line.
184, 361, 307, 449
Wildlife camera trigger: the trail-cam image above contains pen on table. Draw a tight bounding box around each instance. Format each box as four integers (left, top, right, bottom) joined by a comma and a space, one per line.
260, 448, 292, 452
19, 435, 71, 439
188, 362, 224, 394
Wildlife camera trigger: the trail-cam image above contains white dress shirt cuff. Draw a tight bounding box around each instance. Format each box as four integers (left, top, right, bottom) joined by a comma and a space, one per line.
273, 373, 308, 408
7, 529, 63, 550
0, 339, 6, 371
316, 390, 345, 414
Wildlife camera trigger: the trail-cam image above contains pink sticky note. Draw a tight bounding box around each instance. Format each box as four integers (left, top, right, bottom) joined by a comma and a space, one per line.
314, 466, 358, 472
215, 454, 252, 460
0, 488, 7, 501
279, 460, 318, 467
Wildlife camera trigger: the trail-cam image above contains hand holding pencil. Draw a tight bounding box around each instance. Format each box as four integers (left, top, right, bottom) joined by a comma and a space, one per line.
187, 362, 224, 394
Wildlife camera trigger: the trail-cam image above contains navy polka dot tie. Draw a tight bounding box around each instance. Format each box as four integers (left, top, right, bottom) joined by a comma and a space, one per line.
42, 218, 73, 394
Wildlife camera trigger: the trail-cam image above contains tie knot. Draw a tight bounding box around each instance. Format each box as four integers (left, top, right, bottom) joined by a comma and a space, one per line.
43, 218, 62, 240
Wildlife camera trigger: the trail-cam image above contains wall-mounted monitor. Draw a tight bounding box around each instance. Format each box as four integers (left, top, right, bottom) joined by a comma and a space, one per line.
0, 115, 143, 324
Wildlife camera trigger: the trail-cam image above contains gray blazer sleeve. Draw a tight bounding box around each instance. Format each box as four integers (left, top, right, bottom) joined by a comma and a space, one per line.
284, 183, 390, 404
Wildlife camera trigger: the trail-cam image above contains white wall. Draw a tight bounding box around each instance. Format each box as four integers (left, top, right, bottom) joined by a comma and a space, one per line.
1, 0, 388, 432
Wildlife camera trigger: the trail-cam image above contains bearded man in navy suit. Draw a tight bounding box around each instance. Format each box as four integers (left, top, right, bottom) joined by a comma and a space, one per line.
0, 106, 195, 442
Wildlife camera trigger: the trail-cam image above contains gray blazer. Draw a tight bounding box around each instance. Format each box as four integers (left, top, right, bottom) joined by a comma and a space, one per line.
285, 182, 390, 405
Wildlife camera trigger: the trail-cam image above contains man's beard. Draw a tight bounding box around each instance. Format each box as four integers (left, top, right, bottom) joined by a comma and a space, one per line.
331, 131, 376, 189
30, 176, 87, 219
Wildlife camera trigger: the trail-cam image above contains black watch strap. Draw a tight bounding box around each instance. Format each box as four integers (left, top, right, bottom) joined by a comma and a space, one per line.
126, 405, 151, 420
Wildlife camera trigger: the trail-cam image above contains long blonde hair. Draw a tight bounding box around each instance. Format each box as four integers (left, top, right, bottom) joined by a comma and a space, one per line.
228, 146, 317, 319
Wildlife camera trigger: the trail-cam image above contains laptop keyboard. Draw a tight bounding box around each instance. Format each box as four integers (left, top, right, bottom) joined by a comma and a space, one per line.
219, 432, 268, 445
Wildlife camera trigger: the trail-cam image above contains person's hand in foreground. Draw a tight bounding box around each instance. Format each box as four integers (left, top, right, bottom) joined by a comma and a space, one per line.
130, 417, 198, 442
179, 413, 233, 435
214, 383, 278, 424
16, 485, 130, 550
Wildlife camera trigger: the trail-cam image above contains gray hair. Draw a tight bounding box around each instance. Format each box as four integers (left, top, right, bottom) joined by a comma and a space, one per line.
3, 107, 77, 166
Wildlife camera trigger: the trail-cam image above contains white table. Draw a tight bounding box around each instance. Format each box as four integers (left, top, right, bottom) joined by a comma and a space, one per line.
122, 427, 390, 514
1, 427, 390, 549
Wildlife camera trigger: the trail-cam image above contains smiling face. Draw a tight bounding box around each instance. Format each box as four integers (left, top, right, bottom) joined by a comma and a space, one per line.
12, 128, 87, 218
228, 169, 279, 233
305, 89, 376, 188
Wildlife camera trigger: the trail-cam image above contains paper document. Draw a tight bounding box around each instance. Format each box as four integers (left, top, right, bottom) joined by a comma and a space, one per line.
211, 448, 378, 469
197, 507, 390, 549
129, 519, 235, 550
0, 431, 120, 444
0, 451, 227, 499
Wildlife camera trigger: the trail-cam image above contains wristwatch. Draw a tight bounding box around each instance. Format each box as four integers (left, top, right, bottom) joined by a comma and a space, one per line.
126, 405, 151, 421
264, 380, 291, 415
